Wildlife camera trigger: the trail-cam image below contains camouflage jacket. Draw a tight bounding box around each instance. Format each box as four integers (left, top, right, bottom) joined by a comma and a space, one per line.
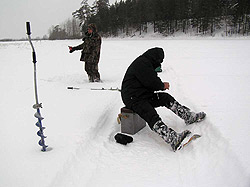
73, 32, 102, 63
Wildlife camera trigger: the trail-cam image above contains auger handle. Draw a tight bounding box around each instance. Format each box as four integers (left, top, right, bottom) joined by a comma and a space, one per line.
26, 22, 31, 35
26, 22, 37, 63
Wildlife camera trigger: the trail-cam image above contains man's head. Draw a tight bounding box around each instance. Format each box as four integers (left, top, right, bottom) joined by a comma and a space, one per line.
87, 23, 97, 34
143, 47, 165, 69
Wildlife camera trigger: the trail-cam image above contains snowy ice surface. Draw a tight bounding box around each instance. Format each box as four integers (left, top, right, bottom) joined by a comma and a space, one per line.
0, 38, 250, 187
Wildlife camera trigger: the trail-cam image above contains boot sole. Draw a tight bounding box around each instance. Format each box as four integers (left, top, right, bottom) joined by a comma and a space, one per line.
173, 131, 191, 152
177, 134, 202, 151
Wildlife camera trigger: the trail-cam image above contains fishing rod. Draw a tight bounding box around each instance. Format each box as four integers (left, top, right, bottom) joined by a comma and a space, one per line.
67, 87, 121, 91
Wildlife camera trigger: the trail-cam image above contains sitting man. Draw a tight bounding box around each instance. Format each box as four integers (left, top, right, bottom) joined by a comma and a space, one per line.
121, 47, 206, 151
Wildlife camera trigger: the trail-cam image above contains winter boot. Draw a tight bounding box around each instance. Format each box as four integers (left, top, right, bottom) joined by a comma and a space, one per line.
93, 77, 101, 82
152, 120, 191, 151
170, 101, 206, 125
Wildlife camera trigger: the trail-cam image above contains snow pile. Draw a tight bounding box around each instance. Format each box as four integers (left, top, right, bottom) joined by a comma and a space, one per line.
0, 38, 249, 187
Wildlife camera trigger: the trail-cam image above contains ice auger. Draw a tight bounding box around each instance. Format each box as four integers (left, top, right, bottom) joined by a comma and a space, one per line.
26, 22, 48, 151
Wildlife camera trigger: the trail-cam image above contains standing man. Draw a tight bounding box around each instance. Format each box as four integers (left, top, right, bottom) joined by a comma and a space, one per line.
121, 47, 206, 151
69, 23, 102, 82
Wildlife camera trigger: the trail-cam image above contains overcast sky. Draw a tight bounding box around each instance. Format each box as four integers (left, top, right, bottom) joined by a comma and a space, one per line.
0, 0, 117, 39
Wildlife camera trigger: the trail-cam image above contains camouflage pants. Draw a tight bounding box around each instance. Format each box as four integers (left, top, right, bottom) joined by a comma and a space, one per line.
85, 62, 100, 82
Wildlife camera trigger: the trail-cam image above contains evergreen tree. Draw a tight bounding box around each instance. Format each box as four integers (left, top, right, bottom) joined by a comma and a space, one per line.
90, 0, 110, 34
231, 0, 250, 35
72, 0, 92, 32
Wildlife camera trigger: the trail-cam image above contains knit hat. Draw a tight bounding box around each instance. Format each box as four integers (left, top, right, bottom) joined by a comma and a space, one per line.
88, 23, 97, 32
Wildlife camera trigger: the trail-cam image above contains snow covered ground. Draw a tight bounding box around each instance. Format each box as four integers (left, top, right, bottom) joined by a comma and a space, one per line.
0, 38, 250, 187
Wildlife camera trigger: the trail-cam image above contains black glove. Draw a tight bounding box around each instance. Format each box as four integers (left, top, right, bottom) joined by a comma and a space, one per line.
114, 133, 133, 145
68, 46, 75, 53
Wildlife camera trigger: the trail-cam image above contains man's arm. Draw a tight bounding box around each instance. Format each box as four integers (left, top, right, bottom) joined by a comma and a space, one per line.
68, 43, 84, 53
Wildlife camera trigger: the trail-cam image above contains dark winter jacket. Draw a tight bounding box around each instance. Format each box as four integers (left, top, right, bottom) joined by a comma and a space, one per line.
121, 47, 165, 108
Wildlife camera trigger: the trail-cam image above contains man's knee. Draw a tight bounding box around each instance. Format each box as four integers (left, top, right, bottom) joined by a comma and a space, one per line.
131, 101, 161, 129
156, 92, 176, 108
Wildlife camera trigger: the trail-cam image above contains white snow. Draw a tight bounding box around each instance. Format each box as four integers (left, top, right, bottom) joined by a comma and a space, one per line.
0, 38, 250, 187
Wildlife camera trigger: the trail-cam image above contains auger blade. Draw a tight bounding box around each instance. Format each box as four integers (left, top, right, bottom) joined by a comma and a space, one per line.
37, 130, 46, 138
39, 140, 48, 152
38, 139, 44, 146
38, 139, 47, 147
35, 121, 42, 128
33, 103, 42, 109
34, 112, 44, 120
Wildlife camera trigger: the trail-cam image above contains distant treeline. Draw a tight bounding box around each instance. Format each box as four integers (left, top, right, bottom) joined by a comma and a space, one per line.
48, 18, 82, 40
0, 38, 46, 42
0, 39, 17, 42
48, 0, 250, 39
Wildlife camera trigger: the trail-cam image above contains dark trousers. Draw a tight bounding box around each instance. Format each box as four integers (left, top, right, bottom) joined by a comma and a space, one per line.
124, 92, 175, 129
85, 62, 100, 80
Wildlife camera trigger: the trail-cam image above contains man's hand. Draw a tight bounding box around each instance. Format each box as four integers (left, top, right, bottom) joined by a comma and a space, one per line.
68, 46, 74, 53
163, 82, 170, 90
